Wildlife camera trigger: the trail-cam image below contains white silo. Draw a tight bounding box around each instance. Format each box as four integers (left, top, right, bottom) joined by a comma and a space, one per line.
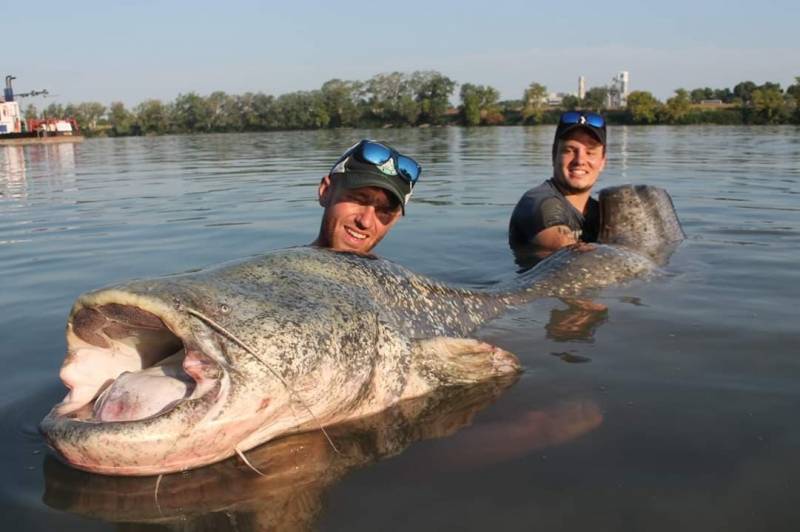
619, 71, 630, 98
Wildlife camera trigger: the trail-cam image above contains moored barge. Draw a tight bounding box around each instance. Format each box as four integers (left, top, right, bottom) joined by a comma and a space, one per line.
1, 75, 84, 146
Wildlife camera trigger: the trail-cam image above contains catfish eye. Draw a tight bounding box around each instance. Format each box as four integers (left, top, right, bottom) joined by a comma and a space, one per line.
219, 303, 231, 315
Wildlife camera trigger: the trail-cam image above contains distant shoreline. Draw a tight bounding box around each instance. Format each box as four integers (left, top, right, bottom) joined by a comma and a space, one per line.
16, 71, 798, 137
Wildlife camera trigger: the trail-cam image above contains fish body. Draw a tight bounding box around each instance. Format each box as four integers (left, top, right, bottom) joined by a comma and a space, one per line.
40, 185, 684, 475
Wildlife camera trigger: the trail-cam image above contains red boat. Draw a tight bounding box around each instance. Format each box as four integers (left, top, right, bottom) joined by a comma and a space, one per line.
1, 75, 84, 145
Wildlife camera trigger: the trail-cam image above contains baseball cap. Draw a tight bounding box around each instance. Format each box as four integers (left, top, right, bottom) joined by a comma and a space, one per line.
552, 111, 607, 159
329, 140, 420, 214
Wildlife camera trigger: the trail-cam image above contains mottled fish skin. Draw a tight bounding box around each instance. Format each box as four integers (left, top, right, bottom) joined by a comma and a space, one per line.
39, 184, 684, 476
599, 185, 685, 264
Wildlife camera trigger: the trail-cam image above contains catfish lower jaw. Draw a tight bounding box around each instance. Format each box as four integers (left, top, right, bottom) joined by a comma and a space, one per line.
39, 379, 229, 476
39, 294, 258, 475
55, 299, 223, 424
88, 348, 223, 423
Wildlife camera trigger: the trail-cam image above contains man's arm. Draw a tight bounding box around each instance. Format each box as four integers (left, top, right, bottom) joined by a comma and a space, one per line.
532, 224, 578, 252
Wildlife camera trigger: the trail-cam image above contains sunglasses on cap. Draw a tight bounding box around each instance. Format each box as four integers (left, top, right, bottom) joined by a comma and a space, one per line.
559, 111, 606, 129
334, 140, 422, 186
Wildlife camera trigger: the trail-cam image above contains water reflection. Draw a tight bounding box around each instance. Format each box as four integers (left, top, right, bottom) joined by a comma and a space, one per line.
0, 143, 78, 201
1, 146, 27, 199
43, 376, 603, 530
1, 127, 795, 530
510, 243, 610, 345
545, 298, 609, 342
26, 142, 77, 176
43, 378, 518, 530
618, 125, 629, 178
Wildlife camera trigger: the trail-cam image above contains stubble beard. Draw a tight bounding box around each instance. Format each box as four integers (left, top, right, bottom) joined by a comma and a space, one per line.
553, 176, 594, 196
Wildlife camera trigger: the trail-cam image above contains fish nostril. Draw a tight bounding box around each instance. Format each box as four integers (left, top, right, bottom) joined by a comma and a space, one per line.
220, 303, 231, 315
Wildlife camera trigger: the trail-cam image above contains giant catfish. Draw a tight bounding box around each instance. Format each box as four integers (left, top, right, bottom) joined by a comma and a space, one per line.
40, 184, 684, 476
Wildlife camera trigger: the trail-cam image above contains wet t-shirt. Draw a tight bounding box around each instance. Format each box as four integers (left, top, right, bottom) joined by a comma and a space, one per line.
508, 179, 599, 245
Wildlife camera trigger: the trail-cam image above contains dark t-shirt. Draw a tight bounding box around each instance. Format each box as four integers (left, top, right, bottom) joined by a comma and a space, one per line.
508, 179, 599, 245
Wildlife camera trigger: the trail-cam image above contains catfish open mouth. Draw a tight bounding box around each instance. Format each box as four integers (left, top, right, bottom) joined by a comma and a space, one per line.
56, 302, 220, 423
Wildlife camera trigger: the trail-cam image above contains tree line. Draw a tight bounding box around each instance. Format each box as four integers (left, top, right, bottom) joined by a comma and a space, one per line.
20, 72, 800, 135
623, 79, 800, 125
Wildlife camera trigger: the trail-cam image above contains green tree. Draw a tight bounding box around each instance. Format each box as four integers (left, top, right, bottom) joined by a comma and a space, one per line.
396, 94, 420, 125
713, 88, 734, 103
626, 91, 662, 124
82, 102, 107, 130
412, 70, 457, 125
43, 103, 65, 120
252, 92, 278, 129
204, 91, 244, 132
460, 83, 482, 126
205, 91, 227, 131
759, 82, 782, 93
63, 104, 78, 123
64, 102, 106, 131
320, 79, 362, 127
274, 91, 330, 129
460, 83, 500, 126
134, 99, 170, 134
690, 87, 713, 103
663, 89, 691, 124
23, 104, 38, 121
236, 92, 277, 130
521, 82, 547, 124
751, 84, 786, 124
733, 81, 757, 104
108, 102, 134, 136
560, 94, 580, 111
365, 72, 420, 126
786, 77, 800, 101
786, 76, 800, 123
582, 87, 608, 112
171, 92, 212, 133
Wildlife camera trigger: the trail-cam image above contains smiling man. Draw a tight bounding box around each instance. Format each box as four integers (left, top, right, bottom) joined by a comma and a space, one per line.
508, 111, 607, 257
313, 140, 421, 255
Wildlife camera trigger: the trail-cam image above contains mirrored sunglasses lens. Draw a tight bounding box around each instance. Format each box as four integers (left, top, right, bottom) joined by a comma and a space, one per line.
585, 113, 605, 128
396, 155, 420, 183
560, 111, 581, 125
360, 142, 392, 165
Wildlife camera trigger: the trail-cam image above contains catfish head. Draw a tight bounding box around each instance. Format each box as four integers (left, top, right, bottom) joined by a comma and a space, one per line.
598, 184, 685, 264
39, 256, 383, 476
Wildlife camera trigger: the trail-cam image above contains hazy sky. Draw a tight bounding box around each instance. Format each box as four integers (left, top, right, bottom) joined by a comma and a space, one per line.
5, 0, 799, 107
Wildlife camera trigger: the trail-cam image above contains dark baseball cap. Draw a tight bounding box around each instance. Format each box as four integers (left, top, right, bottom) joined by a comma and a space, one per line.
329, 141, 418, 214
552, 111, 607, 159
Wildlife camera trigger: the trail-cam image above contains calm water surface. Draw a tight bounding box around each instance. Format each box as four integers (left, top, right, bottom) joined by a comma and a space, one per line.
1, 126, 799, 531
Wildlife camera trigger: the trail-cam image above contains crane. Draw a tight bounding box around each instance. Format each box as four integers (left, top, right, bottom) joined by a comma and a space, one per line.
4, 75, 50, 101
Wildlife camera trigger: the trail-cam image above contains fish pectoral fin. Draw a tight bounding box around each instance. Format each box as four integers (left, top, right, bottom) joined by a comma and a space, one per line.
411, 337, 522, 388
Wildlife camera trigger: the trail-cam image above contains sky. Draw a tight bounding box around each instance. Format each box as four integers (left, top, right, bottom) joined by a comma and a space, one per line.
4, 0, 799, 108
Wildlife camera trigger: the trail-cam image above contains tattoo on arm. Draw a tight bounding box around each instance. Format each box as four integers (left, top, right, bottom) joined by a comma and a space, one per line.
533, 224, 578, 251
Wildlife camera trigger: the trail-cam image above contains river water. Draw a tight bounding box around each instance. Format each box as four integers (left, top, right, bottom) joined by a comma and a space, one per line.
1, 126, 798, 531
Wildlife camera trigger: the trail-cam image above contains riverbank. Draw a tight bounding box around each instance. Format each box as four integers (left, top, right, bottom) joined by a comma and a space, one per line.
0, 134, 84, 146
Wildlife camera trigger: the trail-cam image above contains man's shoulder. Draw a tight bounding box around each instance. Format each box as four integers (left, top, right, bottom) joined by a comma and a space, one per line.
512, 179, 569, 216
518, 179, 559, 201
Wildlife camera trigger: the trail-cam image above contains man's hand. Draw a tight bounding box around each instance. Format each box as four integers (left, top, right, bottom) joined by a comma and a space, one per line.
532, 224, 579, 252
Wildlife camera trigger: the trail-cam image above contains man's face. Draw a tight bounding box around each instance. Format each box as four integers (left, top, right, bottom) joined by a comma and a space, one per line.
316, 176, 402, 254
553, 129, 607, 194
